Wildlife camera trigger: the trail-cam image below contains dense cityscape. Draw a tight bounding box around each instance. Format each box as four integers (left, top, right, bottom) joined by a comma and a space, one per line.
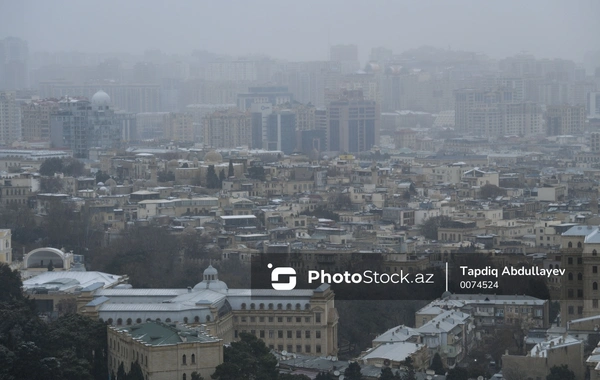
1, 2, 600, 380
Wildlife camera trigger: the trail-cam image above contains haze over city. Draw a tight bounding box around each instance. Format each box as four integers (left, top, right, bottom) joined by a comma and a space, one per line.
1, 0, 599, 61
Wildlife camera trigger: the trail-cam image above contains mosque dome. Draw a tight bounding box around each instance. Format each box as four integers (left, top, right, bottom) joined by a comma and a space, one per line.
203, 150, 223, 163
91, 90, 111, 109
193, 265, 228, 291
105, 178, 117, 188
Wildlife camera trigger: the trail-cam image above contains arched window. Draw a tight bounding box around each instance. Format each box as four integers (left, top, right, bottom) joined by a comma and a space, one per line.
268, 303, 274, 310
568, 242, 573, 248
578, 242, 583, 248
126, 318, 132, 325
277, 303, 283, 310
206, 315, 211, 322
184, 317, 189, 323
594, 282, 598, 290
578, 273, 583, 281
146, 318, 151, 322
182, 354, 187, 365
250, 303, 255, 310
191, 354, 196, 364
568, 273, 573, 281
241, 303, 247, 310
107, 318, 113, 325
99, 318, 105, 324
259, 303, 265, 310
136, 318, 142, 324
183, 374, 186, 380
286, 303, 292, 310
165, 318, 171, 323
305, 304, 311, 310
594, 250, 598, 256
156, 318, 161, 322
296, 303, 301, 310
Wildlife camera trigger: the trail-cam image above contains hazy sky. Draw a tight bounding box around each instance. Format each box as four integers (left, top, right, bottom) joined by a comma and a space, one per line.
1, 0, 598, 62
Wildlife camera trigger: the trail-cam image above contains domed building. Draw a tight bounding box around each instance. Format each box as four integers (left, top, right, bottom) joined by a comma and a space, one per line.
193, 265, 228, 291
91, 90, 111, 110
203, 150, 223, 163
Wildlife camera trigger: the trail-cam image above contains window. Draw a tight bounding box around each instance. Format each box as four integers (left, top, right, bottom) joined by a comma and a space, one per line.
277, 303, 283, 310
286, 303, 292, 310
578, 306, 584, 314
260, 330, 265, 338
126, 318, 132, 325
182, 354, 187, 365
278, 317, 283, 323
287, 317, 292, 323
194, 316, 200, 323
296, 317, 301, 323
316, 331, 321, 339
234, 330, 238, 338
260, 303, 265, 310
305, 304, 310, 310
315, 313, 321, 323
260, 317, 265, 322
578, 289, 583, 298
183, 317, 188, 323
595, 266, 599, 274
250, 317, 256, 323
269, 317, 274, 322
251, 330, 256, 336
568, 289, 574, 298
305, 330, 311, 339
296, 330, 301, 338
568, 306, 574, 314
578, 257, 583, 264
594, 299, 599, 308
269, 330, 274, 338
568, 272, 573, 281
296, 303, 301, 310
594, 250, 598, 256
578, 273, 583, 281
568, 242, 573, 248
316, 345, 322, 353
296, 345, 302, 353
241, 303, 246, 310
594, 282, 598, 290
568, 257, 573, 264
287, 344, 293, 352
191, 354, 195, 364
117, 318, 122, 326
305, 317, 311, 323
278, 330, 283, 338
268, 303, 274, 310
305, 345, 311, 353
183, 374, 186, 380
250, 303, 255, 310
278, 345, 283, 351
578, 242, 583, 248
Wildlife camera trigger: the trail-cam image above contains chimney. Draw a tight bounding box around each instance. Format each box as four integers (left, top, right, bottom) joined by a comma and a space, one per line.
187, 286, 192, 293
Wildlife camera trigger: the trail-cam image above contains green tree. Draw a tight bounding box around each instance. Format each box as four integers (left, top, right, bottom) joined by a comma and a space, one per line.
127, 361, 145, 380
420, 215, 453, 240
211, 332, 278, 380
117, 362, 126, 379
95, 171, 111, 183
247, 166, 265, 180
315, 373, 335, 380
343, 362, 363, 380
446, 367, 469, 380
479, 184, 506, 199
401, 356, 415, 380
380, 367, 399, 380
228, 160, 234, 177
280, 374, 311, 380
191, 372, 205, 380
157, 170, 175, 183
206, 165, 220, 188
47, 260, 54, 271
40, 176, 64, 193
219, 169, 226, 186
546, 365, 575, 380
40, 157, 64, 176
429, 353, 445, 375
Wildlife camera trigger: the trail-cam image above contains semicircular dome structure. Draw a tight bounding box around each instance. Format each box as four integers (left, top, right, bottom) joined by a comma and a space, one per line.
91, 90, 111, 109
24, 247, 67, 269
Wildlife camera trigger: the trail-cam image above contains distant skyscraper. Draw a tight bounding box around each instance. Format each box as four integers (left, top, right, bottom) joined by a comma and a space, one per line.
330, 44, 360, 75
237, 86, 294, 111
0, 91, 22, 145
203, 109, 251, 149
50, 91, 128, 158
0, 37, 29, 90
588, 92, 600, 119
327, 90, 379, 153
21, 99, 60, 142
266, 110, 296, 154
546, 105, 586, 136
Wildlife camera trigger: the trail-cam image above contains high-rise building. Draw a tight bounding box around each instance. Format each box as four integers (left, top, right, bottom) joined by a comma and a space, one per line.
590, 132, 600, 153
0, 37, 29, 90
588, 92, 600, 119
266, 110, 296, 154
237, 86, 294, 111
21, 99, 60, 142
166, 113, 193, 143
0, 91, 22, 145
50, 91, 127, 158
546, 105, 586, 136
330, 44, 360, 74
203, 109, 251, 149
327, 90, 379, 153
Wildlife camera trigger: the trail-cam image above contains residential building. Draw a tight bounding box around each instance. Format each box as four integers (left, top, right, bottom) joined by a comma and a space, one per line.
327, 90, 380, 153
0, 229, 11, 263
21, 99, 59, 142
546, 104, 586, 136
202, 109, 251, 149
0, 91, 21, 145
237, 86, 294, 112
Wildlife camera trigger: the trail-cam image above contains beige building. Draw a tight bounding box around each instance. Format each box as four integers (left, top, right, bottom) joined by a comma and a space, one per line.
21, 99, 59, 142
0, 229, 11, 263
502, 335, 584, 380
546, 104, 586, 136
203, 109, 252, 148
108, 322, 223, 380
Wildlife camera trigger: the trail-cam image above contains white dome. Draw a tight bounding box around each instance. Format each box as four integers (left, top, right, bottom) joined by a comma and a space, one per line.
204, 265, 218, 276
91, 90, 111, 108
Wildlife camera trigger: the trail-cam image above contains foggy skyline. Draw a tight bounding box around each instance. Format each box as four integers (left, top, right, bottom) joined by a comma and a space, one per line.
1, 0, 599, 63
